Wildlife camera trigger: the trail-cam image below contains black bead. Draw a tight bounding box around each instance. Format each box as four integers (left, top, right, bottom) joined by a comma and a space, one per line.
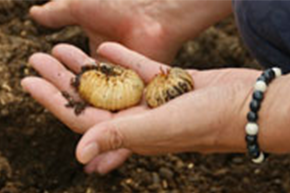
248, 144, 260, 159
253, 91, 264, 102
257, 69, 275, 84
247, 111, 258, 122
250, 99, 261, 112
246, 135, 258, 145
263, 69, 275, 81
257, 75, 269, 84
251, 151, 261, 159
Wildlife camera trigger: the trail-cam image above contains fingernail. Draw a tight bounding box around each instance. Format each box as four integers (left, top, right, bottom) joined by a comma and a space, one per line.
20, 78, 31, 92
80, 143, 99, 164
30, 6, 41, 14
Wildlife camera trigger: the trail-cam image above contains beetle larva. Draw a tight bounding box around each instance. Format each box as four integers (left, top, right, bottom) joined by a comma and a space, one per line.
145, 67, 194, 108
72, 62, 144, 111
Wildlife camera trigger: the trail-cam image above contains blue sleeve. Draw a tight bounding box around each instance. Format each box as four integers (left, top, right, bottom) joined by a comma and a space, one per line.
233, 0, 290, 73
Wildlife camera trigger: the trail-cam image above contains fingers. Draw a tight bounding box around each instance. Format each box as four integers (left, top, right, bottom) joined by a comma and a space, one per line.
29, 52, 78, 98
97, 42, 170, 83
51, 44, 95, 73
84, 149, 131, 174
30, 0, 76, 28
51, 42, 170, 84
21, 77, 111, 133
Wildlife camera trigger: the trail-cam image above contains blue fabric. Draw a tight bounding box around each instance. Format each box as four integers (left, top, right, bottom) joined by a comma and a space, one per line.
233, 0, 290, 73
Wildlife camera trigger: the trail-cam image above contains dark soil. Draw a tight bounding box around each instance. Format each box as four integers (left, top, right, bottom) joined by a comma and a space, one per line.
0, 1, 289, 193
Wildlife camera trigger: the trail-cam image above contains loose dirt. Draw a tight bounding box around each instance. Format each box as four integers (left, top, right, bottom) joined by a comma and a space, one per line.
0, 1, 289, 193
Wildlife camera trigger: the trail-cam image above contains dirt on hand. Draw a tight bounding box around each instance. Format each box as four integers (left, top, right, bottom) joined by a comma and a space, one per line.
0, 1, 289, 193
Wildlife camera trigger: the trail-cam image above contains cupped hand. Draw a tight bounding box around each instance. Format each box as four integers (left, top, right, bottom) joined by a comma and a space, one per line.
21, 42, 172, 174
22, 42, 267, 174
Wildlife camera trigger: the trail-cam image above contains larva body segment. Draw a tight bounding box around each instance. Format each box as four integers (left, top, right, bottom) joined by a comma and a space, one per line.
145, 67, 194, 108
76, 63, 144, 111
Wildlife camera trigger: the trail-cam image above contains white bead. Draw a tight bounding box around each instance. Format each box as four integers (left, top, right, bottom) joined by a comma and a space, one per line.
254, 81, 267, 92
272, 67, 282, 78
252, 152, 265, 164
245, 123, 259, 135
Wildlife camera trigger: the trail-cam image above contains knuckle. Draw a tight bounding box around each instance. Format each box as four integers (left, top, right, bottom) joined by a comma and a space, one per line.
106, 123, 125, 150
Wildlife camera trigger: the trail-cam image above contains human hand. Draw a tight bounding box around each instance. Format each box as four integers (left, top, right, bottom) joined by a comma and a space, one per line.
29, 0, 232, 63
21, 43, 154, 174
22, 42, 281, 175
74, 44, 290, 167
74, 46, 290, 168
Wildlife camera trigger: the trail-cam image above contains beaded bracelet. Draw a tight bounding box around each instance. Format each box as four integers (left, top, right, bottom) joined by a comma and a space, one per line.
245, 67, 283, 164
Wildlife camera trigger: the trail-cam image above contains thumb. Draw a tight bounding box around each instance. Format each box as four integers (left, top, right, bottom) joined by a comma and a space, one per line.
76, 107, 174, 164
30, 1, 76, 28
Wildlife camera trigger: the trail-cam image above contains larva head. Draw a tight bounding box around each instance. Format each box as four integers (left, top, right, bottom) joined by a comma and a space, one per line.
98, 63, 124, 77
158, 66, 171, 78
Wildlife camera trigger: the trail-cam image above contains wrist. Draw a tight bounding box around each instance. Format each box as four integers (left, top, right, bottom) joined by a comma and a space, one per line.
254, 75, 290, 154
222, 71, 290, 155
